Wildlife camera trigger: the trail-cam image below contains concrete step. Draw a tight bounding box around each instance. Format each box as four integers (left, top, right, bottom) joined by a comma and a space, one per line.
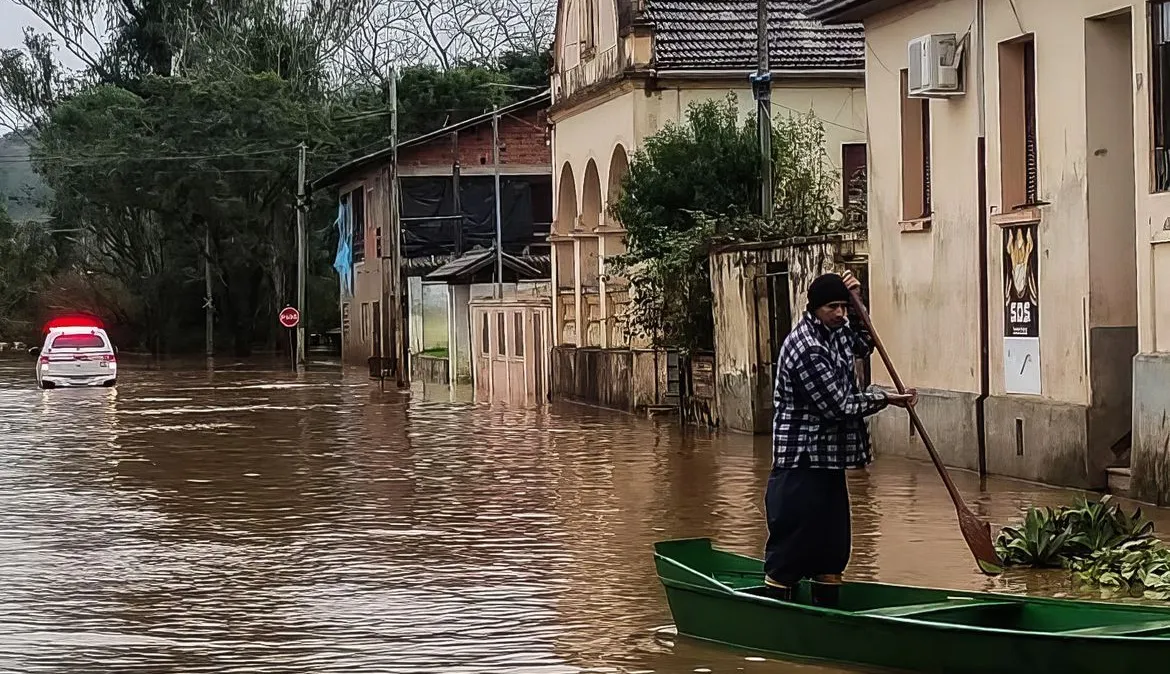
645, 405, 676, 419
1107, 467, 1132, 496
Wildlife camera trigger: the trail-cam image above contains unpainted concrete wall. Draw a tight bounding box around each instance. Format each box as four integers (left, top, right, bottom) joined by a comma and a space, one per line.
411, 355, 450, 385
550, 345, 670, 412
870, 389, 980, 473
709, 235, 867, 434
1132, 353, 1170, 505
985, 397, 1092, 489
1088, 327, 1138, 477
450, 285, 472, 383
631, 350, 670, 409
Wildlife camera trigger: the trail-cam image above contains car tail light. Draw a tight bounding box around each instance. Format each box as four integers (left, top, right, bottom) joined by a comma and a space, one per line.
38, 356, 49, 365
101, 354, 116, 363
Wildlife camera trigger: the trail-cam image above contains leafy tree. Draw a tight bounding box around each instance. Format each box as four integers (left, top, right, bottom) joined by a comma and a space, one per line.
0, 132, 52, 222
494, 49, 553, 90
330, 50, 549, 158
34, 74, 339, 355
0, 203, 56, 341
609, 94, 850, 352
0, 0, 552, 356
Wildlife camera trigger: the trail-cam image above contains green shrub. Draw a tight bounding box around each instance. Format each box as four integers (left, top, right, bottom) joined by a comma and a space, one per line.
996, 495, 1170, 599
1066, 538, 1170, 599
995, 506, 1076, 567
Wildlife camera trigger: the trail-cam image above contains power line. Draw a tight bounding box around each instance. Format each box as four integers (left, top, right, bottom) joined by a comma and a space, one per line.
0, 146, 303, 164
770, 101, 866, 135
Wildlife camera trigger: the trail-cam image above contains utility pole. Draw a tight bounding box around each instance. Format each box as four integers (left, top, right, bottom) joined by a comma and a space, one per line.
389, 66, 406, 387
296, 141, 307, 370
377, 72, 388, 387
204, 228, 213, 360
752, 0, 773, 221
492, 103, 503, 299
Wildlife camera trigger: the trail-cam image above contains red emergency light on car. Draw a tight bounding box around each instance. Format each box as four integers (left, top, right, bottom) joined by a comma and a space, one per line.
41, 313, 106, 334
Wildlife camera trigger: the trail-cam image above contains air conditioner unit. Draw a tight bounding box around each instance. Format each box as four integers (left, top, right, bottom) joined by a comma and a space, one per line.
907, 33, 963, 97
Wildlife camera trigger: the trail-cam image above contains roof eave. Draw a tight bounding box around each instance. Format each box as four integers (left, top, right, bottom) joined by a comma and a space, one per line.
807, 0, 917, 23
652, 67, 865, 81
425, 248, 546, 282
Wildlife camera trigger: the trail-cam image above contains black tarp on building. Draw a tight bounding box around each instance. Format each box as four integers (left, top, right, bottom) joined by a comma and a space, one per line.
399, 174, 552, 259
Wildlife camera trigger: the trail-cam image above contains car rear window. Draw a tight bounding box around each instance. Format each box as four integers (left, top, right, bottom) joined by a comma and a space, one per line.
51, 333, 106, 349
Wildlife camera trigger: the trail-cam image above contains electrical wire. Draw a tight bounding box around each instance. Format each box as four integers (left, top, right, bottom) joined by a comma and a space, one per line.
0, 145, 302, 164
770, 101, 866, 135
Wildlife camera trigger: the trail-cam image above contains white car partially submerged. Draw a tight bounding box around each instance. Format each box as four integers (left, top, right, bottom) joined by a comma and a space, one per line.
33, 326, 118, 389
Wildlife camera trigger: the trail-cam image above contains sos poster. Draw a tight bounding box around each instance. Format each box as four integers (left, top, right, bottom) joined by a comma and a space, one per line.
1003, 224, 1039, 338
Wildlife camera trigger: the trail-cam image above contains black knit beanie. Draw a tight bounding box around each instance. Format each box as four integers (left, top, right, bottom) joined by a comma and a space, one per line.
806, 273, 851, 313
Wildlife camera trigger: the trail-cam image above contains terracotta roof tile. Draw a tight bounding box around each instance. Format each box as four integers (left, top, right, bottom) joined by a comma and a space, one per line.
645, 0, 865, 71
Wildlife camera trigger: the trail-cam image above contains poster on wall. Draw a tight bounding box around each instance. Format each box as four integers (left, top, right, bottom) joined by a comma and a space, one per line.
1003, 224, 1039, 338
1002, 223, 1041, 394
1004, 337, 1041, 396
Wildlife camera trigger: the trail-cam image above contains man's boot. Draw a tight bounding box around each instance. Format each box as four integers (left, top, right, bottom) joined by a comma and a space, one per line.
810, 574, 842, 608
762, 576, 793, 602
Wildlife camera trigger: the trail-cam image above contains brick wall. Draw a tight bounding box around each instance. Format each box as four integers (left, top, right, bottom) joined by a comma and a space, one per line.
398, 107, 550, 169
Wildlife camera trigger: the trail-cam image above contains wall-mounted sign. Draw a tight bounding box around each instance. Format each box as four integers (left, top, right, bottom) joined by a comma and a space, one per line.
1004, 337, 1041, 396
1003, 224, 1039, 338
1003, 223, 1041, 395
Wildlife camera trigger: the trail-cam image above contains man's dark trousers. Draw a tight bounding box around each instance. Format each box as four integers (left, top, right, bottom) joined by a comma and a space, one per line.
763, 454, 851, 595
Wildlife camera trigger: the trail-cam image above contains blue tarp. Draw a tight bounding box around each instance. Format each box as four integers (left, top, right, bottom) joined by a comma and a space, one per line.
332, 199, 353, 298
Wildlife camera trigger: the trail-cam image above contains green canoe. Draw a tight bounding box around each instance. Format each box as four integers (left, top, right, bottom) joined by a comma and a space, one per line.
654, 537, 1170, 673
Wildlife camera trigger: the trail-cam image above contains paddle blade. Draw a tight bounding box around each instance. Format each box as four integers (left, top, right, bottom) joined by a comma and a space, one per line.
958, 506, 1003, 576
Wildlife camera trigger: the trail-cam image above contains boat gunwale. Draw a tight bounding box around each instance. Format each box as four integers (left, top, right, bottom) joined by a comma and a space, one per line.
655, 552, 1170, 642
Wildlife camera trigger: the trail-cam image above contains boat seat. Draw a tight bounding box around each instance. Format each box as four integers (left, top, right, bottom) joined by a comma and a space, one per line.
1060, 619, 1170, 637
860, 599, 1017, 618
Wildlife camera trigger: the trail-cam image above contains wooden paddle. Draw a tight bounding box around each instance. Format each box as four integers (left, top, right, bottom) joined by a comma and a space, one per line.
848, 289, 1004, 576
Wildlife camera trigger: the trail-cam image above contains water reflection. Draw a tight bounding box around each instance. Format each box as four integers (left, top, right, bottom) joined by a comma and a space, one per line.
0, 355, 1165, 673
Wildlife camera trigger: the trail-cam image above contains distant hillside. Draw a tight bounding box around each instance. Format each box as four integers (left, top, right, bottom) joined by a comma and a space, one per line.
0, 132, 52, 223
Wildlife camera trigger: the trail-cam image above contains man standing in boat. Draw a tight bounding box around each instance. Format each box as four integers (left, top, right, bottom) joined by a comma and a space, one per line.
764, 271, 916, 606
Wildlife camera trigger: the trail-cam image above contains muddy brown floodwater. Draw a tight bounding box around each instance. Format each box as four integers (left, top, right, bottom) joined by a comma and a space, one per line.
2, 355, 1168, 673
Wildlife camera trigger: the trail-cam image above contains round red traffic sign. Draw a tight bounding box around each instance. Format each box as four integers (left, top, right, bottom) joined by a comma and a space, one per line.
279, 306, 300, 328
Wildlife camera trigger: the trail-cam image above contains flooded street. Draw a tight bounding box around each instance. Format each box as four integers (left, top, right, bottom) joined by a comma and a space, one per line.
0, 355, 1164, 673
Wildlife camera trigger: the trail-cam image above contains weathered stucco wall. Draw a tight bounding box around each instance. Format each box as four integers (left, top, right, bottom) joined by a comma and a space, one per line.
861, 0, 1160, 489
553, 89, 637, 214
865, 2, 992, 398
710, 234, 868, 434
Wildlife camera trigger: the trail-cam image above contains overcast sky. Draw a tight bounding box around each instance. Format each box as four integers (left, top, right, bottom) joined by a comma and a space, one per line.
1, 0, 96, 131
1, 1, 42, 50
1, 0, 90, 69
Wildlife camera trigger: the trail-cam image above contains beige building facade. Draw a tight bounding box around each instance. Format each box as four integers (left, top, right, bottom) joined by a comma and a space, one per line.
550, 0, 870, 410
811, 0, 1170, 499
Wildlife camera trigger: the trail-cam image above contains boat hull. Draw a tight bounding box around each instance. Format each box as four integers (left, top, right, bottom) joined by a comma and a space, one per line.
655, 538, 1170, 674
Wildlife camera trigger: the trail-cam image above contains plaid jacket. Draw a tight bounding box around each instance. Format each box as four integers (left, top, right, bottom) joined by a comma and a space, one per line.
772, 310, 889, 469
